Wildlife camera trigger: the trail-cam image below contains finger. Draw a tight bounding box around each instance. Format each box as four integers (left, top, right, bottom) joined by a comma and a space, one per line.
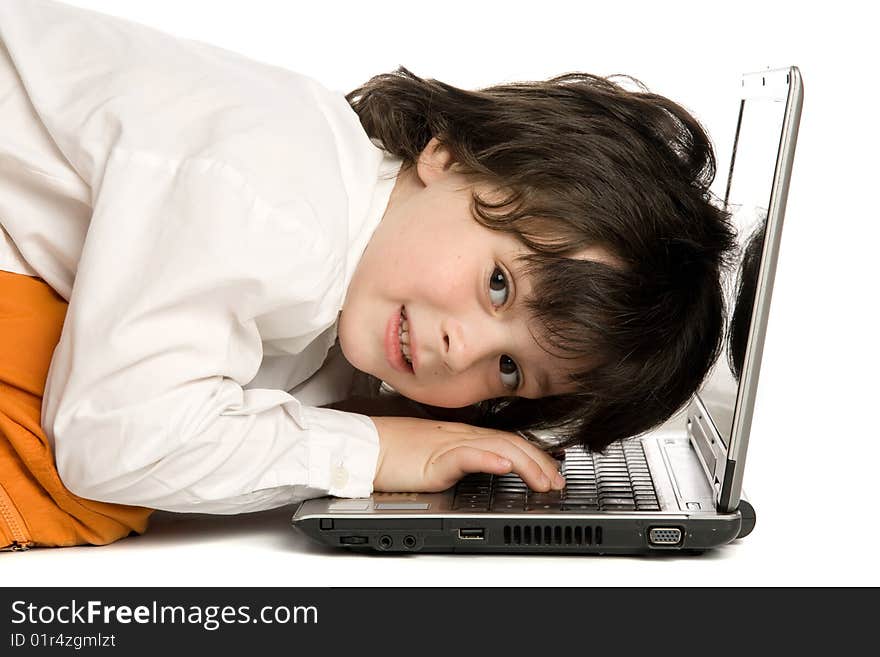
433, 445, 513, 488
493, 434, 566, 490
440, 424, 565, 489
467, 437, 557, 492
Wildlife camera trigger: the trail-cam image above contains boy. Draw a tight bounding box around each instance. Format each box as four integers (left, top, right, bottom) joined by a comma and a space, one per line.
0, 0, 733, 549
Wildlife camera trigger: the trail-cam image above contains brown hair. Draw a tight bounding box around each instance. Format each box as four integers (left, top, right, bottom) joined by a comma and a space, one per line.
346, 67, 736, 452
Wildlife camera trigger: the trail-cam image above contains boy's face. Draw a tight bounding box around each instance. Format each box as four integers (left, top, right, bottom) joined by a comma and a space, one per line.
339, 138, 600, 408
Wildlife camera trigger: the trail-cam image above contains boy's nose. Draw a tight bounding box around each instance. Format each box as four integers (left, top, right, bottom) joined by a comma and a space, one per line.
441, 315, 502, 374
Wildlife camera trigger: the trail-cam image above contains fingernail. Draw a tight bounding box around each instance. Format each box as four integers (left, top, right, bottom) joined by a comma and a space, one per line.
554, 473, 566, 489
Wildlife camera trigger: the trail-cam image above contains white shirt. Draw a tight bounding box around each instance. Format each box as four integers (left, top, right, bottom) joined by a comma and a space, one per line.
0, 0, 402, 513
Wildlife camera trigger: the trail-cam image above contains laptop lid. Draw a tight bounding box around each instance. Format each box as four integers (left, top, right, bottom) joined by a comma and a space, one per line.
688, 66, 803, 513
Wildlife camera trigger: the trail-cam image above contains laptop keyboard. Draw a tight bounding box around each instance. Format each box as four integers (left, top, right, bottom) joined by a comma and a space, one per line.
452, 439, 660, 512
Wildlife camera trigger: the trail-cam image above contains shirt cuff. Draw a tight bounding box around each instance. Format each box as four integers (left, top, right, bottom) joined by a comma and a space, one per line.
301, 406, 380, 498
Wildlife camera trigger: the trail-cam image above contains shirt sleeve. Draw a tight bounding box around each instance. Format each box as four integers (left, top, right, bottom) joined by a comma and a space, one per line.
42, 146, 380, 514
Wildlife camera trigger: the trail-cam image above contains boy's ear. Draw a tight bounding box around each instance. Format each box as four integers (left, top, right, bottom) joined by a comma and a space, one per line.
415, 137, 457, 186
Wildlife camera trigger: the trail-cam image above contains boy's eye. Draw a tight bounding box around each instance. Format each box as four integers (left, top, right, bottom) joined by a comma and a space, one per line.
488, 266, 509, 307
499, 355, 520, 391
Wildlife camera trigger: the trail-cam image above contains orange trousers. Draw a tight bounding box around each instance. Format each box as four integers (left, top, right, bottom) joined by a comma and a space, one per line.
0, 270, 152, 550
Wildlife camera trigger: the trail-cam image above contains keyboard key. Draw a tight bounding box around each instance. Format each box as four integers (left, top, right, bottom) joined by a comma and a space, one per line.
491, 500, 526, 512
564, 486, 598, 495
563, 477, 596, 484
452, 501, 490, 511
454, 495, 490, 506
563, 496, 599, 506
527, 491, 563, 503
600, 496, 634, 504
493, 488, 526, 497
560, 503, 600, 512
526, 501, 564, 511
456, 487, 492, 495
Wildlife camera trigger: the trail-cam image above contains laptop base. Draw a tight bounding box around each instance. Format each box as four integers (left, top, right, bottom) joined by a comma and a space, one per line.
292, 508, 744, 555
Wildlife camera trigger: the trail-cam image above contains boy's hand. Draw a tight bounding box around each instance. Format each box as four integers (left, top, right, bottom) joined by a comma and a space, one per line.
370, 416, 565, 493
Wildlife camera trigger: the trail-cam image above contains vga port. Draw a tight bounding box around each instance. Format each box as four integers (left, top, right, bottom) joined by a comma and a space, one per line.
648, 527, 683, 546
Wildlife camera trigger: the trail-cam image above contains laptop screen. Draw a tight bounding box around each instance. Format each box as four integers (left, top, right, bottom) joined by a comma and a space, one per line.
697, 76, 789, 448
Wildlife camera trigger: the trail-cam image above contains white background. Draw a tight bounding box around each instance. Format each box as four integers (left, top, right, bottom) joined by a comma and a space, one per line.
2, 0, 877, 586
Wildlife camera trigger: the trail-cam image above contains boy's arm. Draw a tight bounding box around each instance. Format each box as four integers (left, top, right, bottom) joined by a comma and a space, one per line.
39, 151, 378, 515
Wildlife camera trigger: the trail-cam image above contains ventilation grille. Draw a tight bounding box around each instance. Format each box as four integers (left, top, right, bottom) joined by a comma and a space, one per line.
502, 525, 602, 546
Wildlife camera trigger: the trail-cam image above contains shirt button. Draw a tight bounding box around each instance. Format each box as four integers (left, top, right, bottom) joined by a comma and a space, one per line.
331, 466, 349, 490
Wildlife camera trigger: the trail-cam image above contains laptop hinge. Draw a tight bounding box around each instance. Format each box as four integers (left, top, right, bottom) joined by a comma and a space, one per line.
686, 398, 730, 510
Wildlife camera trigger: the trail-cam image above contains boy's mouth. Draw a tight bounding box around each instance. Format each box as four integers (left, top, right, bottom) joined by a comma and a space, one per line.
386, 305, 415, 375
398, 307, 413, 366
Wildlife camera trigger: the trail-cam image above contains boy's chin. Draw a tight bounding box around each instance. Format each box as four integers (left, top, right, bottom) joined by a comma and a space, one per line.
336, 334, 370, 372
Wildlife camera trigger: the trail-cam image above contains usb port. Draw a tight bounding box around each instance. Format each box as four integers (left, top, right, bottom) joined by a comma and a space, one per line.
458, 528, 485, 540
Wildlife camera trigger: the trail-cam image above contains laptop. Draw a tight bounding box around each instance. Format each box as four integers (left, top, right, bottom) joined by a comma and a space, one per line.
291, 66, 804, 554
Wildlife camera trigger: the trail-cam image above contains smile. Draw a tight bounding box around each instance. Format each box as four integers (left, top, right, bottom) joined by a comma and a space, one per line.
385, 305, 415, 375
398, 307, 412, 365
